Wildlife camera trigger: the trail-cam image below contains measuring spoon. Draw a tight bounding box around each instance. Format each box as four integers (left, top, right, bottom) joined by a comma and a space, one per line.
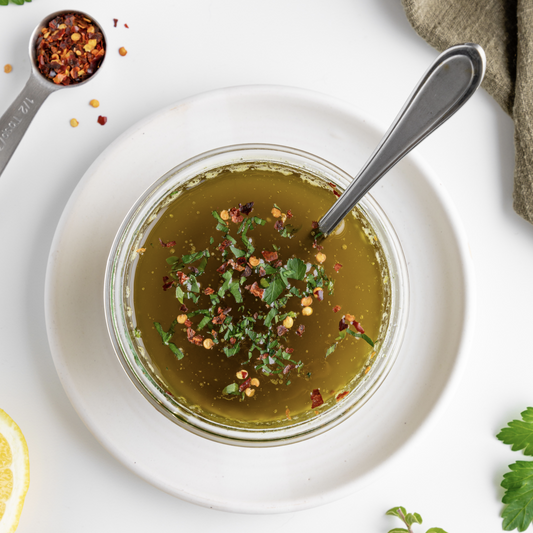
0, 10, 107, 178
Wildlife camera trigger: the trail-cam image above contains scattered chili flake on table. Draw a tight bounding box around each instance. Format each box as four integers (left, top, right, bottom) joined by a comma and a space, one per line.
35, 14, 105, 86
4, 64, 12, 74
97, 115, 107, 126
113, 18, 118, 27
89, 99, 100, 108
70, 118, 79, 128
124, 23, 129, 28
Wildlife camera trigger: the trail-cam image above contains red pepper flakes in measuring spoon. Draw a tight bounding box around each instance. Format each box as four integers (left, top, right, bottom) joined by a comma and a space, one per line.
35, 13, 105, 86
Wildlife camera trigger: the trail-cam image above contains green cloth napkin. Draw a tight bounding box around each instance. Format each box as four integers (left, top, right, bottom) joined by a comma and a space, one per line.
402, 0, 533, 225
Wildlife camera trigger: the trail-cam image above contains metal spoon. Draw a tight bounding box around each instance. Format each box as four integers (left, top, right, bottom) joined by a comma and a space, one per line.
318, 43, 486, 236
0, 10, 107, 178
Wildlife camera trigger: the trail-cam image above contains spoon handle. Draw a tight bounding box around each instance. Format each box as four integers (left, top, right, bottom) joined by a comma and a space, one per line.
318, 43, 486, 236
0, 74, 57, 178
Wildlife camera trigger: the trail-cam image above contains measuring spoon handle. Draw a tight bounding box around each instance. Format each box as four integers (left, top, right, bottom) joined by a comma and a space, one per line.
0, 74, 57, 178
319, 43, 486, 236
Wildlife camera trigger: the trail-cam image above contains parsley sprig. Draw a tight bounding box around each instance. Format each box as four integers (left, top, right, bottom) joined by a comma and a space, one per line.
497, 407, 533, 531
0, 0, 31, 5
386, 506, 447, 533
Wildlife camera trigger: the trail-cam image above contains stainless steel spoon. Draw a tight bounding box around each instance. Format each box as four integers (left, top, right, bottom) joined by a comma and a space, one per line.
0, 10, 107, 178
318, 43, 486, 237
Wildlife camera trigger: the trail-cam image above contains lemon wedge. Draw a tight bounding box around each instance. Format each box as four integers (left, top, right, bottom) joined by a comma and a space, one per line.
0, 410, 29, 533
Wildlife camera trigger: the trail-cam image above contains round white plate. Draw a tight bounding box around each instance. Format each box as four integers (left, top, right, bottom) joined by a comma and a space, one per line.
45, 85, 475, 514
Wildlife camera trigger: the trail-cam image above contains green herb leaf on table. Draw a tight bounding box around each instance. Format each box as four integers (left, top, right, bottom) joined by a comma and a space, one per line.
497, 408, 533, 531
386, 506, 446, 533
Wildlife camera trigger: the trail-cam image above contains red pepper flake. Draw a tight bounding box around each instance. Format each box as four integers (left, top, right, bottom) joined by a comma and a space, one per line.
286, 209, 293, 219
97, 115, 108, 125
162, 276, 175, 291
274, 260, 283, 268
333, 305, 341, 313
36, 13, 106, 86
334, 262, 343, 273
259, 266, 266, 277
239, 201, 254, 215
333, 190, 341, 198
336, 391, 349, 402
311, 389, 324, 408
246, 281, 265, 299
328, 182, 337, 188
186, 327, 195, 341
274, 220, 284, 231
203, 287, 215, 295
239, 377, 252, 393
227, 258, 245, 272
191, 335, 204, 346
312, 241, 324, 251
217, 239, 231, 252
184, 319, 192, 327
188, 266, 199, 274
228, 207, 243, 224
353, 321, 365, 334
277, 325, 288, 336
283, 363, 297, 375
159, 238, 176, 248
230, 337, 237, 345
295, 324, 305, 337
339, 318, 349, 331
180, 304, 188, 312
124, 23, 129, 28
313, 288, 324, 301
176, 271, 189, 285
311, 221, 319, 230
285, 347, 294, 354
113, 18, 118, 27
261, 250, 278, 262
285, 408, 292, 420
216, 262, 228, 274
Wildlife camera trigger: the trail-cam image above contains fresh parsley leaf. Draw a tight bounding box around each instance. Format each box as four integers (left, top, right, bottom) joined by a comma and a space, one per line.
168, 343, 184, 360
222, 383, 239, 395
325, 343, 337, 357
175, 285, 184, 303
286, 257, 306, 280
386, 506, 445, 533
498, 408, 533, 531
263, 276, 285, 305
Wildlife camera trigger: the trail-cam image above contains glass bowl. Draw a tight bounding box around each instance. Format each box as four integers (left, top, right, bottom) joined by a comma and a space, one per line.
104, 144, 409, 447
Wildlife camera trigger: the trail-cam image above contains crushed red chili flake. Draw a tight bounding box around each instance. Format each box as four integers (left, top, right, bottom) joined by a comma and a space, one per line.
261, 250, 278, 262
186, 327, 195, 341
228, 207, 243, 224
285, 347, 295, 354
277, 325, 288, 336
124, 23, 129, 28
203, 287, 215, 295
333, 190, 341, 198
239, 377, 252, 393
35, 13, 106, 86
230, 337, 237, 345
336, 391, 349, 402
246, 281, 265, 299
218, 239, 231, 252
184, 319, 192, 327
176, 272, 189, 285
314, 288, 324, 301
311, 389, 324, 408
191, 334, 204, 346
188, 266, 199, 274
162, 276, 175, 291
353, 321, 365, 334
283, 363, 297, 375
295, 324, 305, 337
216, 262, 228, 274
334, 262, 343, 273
227, 258, 245, 272
259, 266, 266, 277
274, 220, 284, 231
239, 201, 254, 215
113, 18, 118, 27
286, 209, 293, 219
180, 304, 188, 312
159, 238, 175, 248
339, 318, 349, 331
312, 241, 324, 251
311, 221, 319, 229
333, 305, 341, 313
328, 182, 337, 188
97, 115, 108, 125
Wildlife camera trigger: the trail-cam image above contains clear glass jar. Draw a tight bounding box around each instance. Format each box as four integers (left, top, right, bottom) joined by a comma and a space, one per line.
104, 144, 409, 447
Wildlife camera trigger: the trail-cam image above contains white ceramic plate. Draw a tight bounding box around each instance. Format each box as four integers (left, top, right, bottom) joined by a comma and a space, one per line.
45, 85, 475, 514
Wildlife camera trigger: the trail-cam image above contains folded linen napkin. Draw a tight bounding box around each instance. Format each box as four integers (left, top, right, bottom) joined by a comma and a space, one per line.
402, 0, 533, 225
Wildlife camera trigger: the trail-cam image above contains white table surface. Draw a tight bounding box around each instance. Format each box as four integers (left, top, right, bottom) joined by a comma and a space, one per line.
1, 1, 532, 531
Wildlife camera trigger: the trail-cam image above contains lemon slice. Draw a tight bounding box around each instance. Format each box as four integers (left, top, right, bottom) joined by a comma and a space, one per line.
0, 410, 29, 533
